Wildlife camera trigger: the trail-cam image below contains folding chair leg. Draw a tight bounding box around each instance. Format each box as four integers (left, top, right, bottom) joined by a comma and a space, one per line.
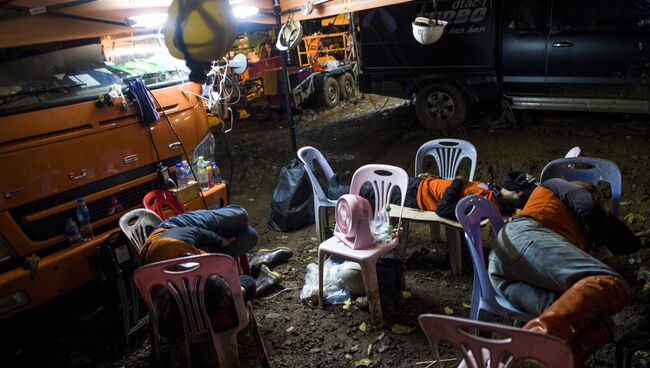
397, 221, 410, 260
446, 225, 462, 275
318, 250, 326, 308
315, 206, 323, 243
429, 223, 441, 242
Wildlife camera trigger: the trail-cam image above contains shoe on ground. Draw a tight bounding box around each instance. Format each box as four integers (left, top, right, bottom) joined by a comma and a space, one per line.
255, 264, 282, 296
250, 247, 293, 277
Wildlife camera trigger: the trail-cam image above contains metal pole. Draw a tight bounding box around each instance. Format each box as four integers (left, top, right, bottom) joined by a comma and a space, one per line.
273, 0, 298, 158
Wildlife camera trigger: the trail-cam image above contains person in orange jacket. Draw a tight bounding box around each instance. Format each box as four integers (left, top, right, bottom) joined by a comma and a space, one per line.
488, 178, 641, 364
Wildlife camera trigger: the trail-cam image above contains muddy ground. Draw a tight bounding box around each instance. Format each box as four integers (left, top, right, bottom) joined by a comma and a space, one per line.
1, 96, 649, 368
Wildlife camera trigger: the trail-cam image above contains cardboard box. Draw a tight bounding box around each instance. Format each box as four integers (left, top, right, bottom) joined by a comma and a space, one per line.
169, 182, 200, 204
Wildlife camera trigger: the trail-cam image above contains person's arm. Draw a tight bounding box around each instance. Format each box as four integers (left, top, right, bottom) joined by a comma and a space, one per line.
435, 178, 465, 220
541, 178, 609, 244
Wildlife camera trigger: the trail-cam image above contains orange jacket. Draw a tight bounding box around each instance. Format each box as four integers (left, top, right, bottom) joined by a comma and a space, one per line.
516, 185, 588, 250
140, 227, 206, 264
416, 177, 503, 213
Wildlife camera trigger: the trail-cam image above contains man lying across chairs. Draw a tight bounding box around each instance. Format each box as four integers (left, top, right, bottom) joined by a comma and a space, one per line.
488, 178, 641, 364
360, 170, 538, 218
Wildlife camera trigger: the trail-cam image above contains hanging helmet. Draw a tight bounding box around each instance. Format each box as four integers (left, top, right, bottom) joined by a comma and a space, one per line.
412, 17, 447, 45
164, 0, 237, 80
276, 18, 303, 51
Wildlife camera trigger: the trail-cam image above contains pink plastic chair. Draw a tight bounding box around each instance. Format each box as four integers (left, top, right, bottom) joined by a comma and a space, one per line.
143, 189, 251, 275
418, 314, 574, 368
133, 254, 251, 368
318, 164, 408, 327
455, 195, 533, 323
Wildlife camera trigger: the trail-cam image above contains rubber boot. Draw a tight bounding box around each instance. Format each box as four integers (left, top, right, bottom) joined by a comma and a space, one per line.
523, 275, 629, 343
570, 321, 611, 366
255, 265, 282, 296
250, 247, 293, 277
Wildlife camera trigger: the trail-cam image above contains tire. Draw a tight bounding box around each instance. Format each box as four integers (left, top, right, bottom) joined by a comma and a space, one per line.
319, 77, 340, 108
337, 73, 356, 101
415, 83, 467, 131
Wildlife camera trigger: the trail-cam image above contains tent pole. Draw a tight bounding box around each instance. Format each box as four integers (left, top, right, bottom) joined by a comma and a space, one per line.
273, 0, 298, 158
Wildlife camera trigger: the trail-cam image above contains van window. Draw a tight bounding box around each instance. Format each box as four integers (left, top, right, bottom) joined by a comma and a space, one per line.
556, 0, 649, 31
513, 0, 546, 30
0, 32, 187, 114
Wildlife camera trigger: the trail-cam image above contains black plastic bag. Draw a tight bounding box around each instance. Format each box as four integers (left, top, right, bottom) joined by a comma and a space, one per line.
267, 160, 315, 231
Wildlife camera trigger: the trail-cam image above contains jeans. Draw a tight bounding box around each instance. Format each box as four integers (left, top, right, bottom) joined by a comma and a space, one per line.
488, 217, 624, 315
159, 205, 258, 258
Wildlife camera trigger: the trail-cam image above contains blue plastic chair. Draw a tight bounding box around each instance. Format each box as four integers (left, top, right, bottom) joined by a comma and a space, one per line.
455, 195, 534, 323
414, 138, 477, 180
540, 157, 622, 217
298, 146, 346, 242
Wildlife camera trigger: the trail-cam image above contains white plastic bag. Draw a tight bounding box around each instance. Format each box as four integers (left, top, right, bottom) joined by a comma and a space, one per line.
300, 258, 353, 305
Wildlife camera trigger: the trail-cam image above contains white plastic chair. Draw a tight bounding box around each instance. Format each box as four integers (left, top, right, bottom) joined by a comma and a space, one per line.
118, 208, 162, 253
540, 157, 622, 217
318, 164, 408, 327
565, 146, 581, 158
401, 138, 478, 274
418, 314, 574, 368
298, 146, 342, 241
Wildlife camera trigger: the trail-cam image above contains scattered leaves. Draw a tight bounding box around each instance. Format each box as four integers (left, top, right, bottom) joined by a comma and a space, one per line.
304, 256, 314, 261
359, 322, 367, 332
350, 344, 359, 353
354, 358, 372, 367
444, 306, 454, 315
307, 247, 318, 253
391, 324, 415, 334
419, 275, 435, 282
402, 291, 412, 299
342, 298, 352, 310
344, 353, 352, 360
625, 213, 647, 224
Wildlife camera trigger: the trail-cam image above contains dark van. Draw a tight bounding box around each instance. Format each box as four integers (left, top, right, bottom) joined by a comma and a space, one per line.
358, 0, 650, 130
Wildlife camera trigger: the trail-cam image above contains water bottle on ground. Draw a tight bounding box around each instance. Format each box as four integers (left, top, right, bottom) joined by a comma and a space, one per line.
175, 162, 187, 188
211, 161, 223, 184
76, 197, 94, 241
64, 217, 82, 246
196, 156, 209, 190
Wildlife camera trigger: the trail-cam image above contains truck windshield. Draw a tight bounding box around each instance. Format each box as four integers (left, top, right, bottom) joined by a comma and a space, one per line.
0, 32, 188, 113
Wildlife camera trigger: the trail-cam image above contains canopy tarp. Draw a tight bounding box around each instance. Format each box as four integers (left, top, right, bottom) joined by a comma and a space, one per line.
0, 0, 412, 48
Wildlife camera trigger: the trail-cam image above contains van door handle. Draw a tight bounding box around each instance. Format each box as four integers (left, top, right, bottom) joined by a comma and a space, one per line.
553, 41, 573, 47
123, 154, 139, 164
69, 169, 87, 180
168, 142, 181, 150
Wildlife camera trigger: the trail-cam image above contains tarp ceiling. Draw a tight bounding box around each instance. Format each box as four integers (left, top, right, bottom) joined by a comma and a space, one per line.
0, 0, 412, 48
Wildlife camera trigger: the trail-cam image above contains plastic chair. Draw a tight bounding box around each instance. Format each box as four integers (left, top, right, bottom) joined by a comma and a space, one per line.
318, 164, 408, 327
97, 231, 149, 345
455, 195, 534, 323
540, 157, 622, 217
143, 189, 186, 219
414, 138, 477, 181
119, 208, 162, 253
298, 146, 343, 242
402, 138, 478, 274
142, 189, 251, 275
418, 314, 574, 368
133, 254, 251, 368
565, 146, 581, 158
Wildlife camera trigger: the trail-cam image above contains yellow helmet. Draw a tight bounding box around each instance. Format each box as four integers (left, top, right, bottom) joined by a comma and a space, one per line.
164, 0, 237, 63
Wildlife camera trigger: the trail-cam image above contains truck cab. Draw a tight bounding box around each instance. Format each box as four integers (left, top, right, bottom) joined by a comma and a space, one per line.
0, 26, 226, 318
358, 0, 650, 130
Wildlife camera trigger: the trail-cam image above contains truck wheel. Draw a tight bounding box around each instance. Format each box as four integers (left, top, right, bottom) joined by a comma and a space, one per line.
415, 83, 467, 131
319, 77, 340, 108
338, 73, 356, 101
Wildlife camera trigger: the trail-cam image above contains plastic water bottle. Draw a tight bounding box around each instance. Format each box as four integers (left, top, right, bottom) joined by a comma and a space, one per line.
175, 162, 187, 188
206, 164, 214, 187
64, 218, 82, 246
76, 197, 94, 241
211, 161, 223, 184
196, 156, 209, 190
182, 160, 194, 184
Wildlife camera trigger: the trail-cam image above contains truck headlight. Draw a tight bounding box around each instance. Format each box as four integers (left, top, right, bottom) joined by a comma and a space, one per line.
0, 234, 13, 264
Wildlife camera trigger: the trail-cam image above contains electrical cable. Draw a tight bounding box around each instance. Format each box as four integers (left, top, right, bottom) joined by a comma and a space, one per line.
147, 86, 210, 210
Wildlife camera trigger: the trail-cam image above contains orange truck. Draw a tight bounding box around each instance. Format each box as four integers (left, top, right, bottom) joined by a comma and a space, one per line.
0, 15, 226, 318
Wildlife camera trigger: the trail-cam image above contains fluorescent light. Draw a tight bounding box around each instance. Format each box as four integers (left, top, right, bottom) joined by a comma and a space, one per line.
232, 5, 259, 19
126, 13, 168, 28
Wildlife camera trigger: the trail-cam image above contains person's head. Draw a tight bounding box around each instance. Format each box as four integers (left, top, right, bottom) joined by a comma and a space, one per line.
499, 171, 538, 209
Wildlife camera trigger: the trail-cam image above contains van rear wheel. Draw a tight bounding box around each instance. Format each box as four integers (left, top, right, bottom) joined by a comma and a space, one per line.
415, 83, 467, 131
319, 77, 340, 108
